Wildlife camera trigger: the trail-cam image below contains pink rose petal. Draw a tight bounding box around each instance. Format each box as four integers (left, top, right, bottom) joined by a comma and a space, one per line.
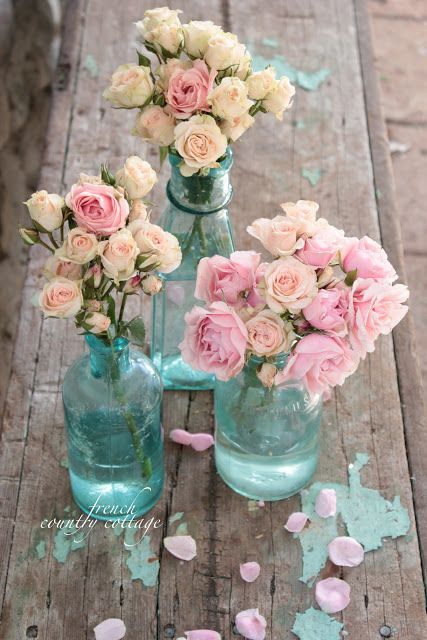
315, 489, 337, 518
190, 433, 214, 451
185, 631, 221, 640
315, 577, 351, 613
258, 500, 265, 507
328, 536, 364, 567
170, 429, 193, 446
235, 608, 267, 640
94, 618, 126, 640
164, 535, 197, 561
240, 561, 261, 583
284, 512, 309, 533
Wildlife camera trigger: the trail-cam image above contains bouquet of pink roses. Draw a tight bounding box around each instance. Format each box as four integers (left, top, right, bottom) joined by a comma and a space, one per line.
103, 6, 295, 176
19, 156, 182, 342
180, 200, 409, 397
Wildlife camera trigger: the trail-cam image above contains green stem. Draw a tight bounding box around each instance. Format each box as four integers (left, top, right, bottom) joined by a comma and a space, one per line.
38, 237, 55, 253
118, 293, 128, 325
47, 232, 59, 249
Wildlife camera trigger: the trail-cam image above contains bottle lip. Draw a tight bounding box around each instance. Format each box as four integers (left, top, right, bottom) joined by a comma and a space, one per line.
168, 146, 234, 174
85, 334, 129, 354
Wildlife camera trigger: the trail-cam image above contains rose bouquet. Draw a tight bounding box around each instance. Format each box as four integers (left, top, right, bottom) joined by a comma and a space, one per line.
103, 6, 295, 179
19, 156, 182, 483
180, 200, 409, 398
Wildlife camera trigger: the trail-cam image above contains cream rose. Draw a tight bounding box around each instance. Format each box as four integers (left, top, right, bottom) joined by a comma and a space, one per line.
24, 190, 64, 232
103, 64, 153, 108
43, 255, 82, 280
115, 156, 157, 199
141, 274, 163, 295
55, 227, 98, 264
247, 215, 304, 257
155, 59, 191, 92
208, 76, 253, 121
128, 199, 149, 223
98, 228, 139, 283
280, 200, 327, 237
128, 219, 182, 274
134, 105, 175, 146
220, 111, 254, 141
263, 76, 295, 120
246, 67, 276, 100
39, 277, 82, 318
136, 7, 183, 55
85, 312, 111, 335
183, 20, 222, 57
256, 362, 278, 389
204, 32, 248, 75
174, 114, 227, 176
246, 309, 294, 356
262, 256, 318, 313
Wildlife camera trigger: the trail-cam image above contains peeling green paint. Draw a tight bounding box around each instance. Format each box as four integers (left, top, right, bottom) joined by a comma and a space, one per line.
302, 167, 322, 187
53, 525, 86, 563
175, 522, 188, 535
292, 607, 343, 640
35, 540, 46, 560
168, 511, 184, 525
124, 529, 159, 587
84, 54, 99, 78
261, 37, 279, 48
59, 457, 69, 468
249, 45, 330, 91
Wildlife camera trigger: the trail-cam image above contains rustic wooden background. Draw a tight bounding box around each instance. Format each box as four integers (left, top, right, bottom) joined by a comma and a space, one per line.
1, 1, 426, 638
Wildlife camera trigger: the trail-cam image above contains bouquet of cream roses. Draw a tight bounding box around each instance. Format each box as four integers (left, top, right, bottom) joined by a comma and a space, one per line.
180, 200, 409, 397
19, 155, 182, 342
103, 6, 295, 176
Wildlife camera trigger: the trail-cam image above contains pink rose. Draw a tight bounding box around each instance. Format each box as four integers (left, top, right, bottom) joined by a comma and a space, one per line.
246, 262, 267, 308
166, 60, 216, 119
195, 250, 261, 309
246, 309, 294, 356
296, 225, 345, 268
66, 183, 129, 236
247, 215, 304, 257
344, 278, 409, 358
262, 256, 318, 313
275, 334, 359, 397
340, 236, 397, 282
303, 286, 348, 337
180, 301, 248, 381
39, 277, 83, 319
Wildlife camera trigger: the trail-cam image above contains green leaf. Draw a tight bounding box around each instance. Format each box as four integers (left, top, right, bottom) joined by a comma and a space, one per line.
152, 93, 166, 107
127, 316, 146, 346
106, 295, 116, 327
136, 49, 151, 67
344, 268, 358, 287
159, 146, 169, 167
101, 164, 116, 186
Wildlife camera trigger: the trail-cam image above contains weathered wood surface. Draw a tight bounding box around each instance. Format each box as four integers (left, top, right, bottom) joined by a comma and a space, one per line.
1, 1, 426, 639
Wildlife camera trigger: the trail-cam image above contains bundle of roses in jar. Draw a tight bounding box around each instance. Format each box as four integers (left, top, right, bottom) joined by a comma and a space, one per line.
19, 156, 182, 519
179, 200, 409, 501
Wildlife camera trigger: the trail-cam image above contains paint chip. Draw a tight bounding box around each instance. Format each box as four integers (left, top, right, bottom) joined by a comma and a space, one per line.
292, 607, 343, 640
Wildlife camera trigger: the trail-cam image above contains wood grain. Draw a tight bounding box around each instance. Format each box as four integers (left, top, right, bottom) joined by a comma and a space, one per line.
0, 0, 426, 638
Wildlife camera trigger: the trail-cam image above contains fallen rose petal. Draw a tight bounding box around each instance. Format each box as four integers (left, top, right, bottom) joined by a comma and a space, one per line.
258, 500, 265, 507
170, 429, 193, 446
191, 433, 214, 451
164, 535, 197, 561
328, 536, 364, 567
315, 577, 351, 613
185, 631, 221, 640
315, 489, 337, 518
284, 512, 309, 533
235, 608, 267, 640
240, 561, 261, 583
94, 618, 126, 640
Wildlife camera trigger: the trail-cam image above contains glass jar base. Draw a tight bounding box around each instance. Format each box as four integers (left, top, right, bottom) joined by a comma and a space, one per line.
158, 353, 215, 391
70, 471, 163, 521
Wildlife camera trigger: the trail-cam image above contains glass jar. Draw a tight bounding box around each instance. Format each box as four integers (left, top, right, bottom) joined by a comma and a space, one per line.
62, 335, 163, 520
151, 148, 235, 391
214, 355, 322, 501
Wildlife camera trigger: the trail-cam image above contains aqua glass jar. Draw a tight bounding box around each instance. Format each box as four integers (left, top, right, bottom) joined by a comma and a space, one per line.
151, 148, 234, 391
62, 335, 163, 520
214, 354, 322, 501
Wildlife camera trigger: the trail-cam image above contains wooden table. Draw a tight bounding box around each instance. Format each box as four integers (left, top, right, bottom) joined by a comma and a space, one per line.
1, 1, 427, 638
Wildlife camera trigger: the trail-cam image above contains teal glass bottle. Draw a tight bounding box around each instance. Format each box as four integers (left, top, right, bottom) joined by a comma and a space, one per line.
214, 354, 322, 501
62, 335, 163, 520
151, 148, 234, 391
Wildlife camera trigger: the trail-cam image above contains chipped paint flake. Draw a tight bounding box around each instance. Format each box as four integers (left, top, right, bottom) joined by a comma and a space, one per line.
124, 529, 159, 587
84, 54, 99, 78
175, 522, 189, 535
53, 525, 86, 563
292, 607, 343, 640
249, 45, 330, 91
302, 167, 322, 187
35, 540, 46, 560
168, 511, 184, 525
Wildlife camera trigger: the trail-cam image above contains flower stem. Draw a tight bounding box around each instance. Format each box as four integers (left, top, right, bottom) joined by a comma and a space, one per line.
47, 232, 59, 249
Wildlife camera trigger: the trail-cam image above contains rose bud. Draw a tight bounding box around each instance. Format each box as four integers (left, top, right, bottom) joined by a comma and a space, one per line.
256, 362, 277, 389
141, 274, 163, 295
24, 190, 64, 232
85, 312, 111, 335
124, 275, 142, 294
19, 227, 39, 245
84, 264, 103, 289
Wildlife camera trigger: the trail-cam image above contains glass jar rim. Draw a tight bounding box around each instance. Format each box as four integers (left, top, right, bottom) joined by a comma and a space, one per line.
168, 146, 233, 175
85, 334, 129, 354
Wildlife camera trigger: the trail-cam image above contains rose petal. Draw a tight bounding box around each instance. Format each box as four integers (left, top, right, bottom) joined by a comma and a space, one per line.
240, 561, 261, 583
185, 631, 221, 640
315, 489, 337, 518
235, 608, 267, 640
164, 535, 197, 561
191, 433, 214, 451
258, 500, 265, 507
170, 429, 193, 446
94, 618, 126, 640
284, 512, 309, 533
328, 536, 364, 567
315, 577, 351, 613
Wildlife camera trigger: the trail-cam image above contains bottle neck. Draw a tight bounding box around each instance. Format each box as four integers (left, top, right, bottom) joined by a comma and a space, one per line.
86, 335, 130, 378
167, 147, 233, 214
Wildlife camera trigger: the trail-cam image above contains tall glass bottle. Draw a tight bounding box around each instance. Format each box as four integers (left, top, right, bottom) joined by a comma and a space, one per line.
151, 148, 234, 390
